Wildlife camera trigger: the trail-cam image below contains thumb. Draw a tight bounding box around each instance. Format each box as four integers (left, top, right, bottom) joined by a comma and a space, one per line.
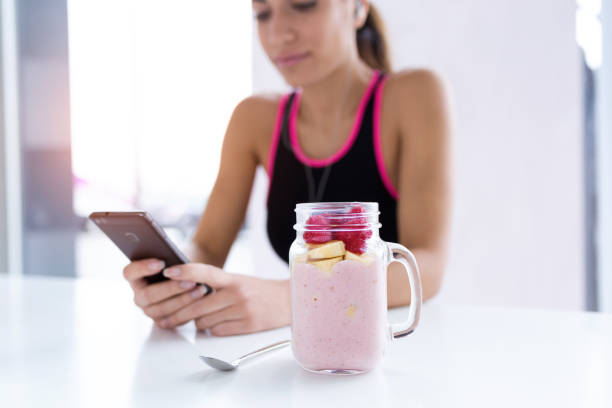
162, 263, 233, 288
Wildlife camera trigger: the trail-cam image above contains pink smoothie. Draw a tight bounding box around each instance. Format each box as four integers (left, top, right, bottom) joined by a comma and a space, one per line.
290, 258, 389, 372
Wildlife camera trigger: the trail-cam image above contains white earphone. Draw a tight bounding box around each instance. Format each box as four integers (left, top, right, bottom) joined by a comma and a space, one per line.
354, 0, 363, 19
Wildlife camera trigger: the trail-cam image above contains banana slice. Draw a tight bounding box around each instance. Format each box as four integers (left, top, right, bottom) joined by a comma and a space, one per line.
346, 304, 357, 318
290, 253, 308, 275
307, 240, 346, 260
344, 250, 375, 265
309, 256, 343, 277
293, 253, 308, 263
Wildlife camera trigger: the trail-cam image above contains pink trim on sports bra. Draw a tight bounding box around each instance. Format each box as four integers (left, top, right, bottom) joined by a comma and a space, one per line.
373, 75, 399, 199
289, 70, 380, 168
266, 94, 290, 202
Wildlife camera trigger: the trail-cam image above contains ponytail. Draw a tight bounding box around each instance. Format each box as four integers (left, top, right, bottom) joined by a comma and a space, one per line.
356, 4, 392, 73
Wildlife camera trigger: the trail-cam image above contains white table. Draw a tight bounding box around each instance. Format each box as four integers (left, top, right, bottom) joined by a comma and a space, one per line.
1, 276, 611, 408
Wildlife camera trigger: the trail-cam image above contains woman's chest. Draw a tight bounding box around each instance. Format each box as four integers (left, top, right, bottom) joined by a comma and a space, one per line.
257, 98, 401, 190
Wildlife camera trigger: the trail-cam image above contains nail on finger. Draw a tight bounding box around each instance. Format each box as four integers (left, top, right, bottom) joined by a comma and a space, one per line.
148, 260, 165, 271
179, 280, 196, 289
163, 267, 181, 277
189, 285, 207, 299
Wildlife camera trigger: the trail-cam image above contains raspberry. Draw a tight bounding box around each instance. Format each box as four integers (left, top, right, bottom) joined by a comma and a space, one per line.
303, 214, 333, 244
347, 205, 367, 224
334, 209, 372, 254
348, 205, 366, 215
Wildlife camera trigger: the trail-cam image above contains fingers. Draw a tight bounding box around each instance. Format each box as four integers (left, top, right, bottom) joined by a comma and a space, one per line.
143, 284, 210, 320
133, 279, 198, 308
123, 259, 165, 282
159, 288, 235, 329
129, 277, 148, 291
162, 263, 233, 288
194, 304, 244, 331
209, 320, 252, 337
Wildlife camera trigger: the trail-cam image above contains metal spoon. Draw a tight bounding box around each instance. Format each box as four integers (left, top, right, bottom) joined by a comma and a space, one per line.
199, 339, 291, 371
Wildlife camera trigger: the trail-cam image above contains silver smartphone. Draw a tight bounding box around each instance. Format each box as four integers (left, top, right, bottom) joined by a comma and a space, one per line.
89, 211, 212, 294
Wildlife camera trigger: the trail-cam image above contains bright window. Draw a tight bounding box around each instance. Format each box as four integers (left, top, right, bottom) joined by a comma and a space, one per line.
67, 0, 253, 222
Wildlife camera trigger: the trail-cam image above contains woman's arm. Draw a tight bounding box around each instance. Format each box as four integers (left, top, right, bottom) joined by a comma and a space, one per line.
386, 69, 453, 307
123, 95, 293, 335
185, 97, 263, 266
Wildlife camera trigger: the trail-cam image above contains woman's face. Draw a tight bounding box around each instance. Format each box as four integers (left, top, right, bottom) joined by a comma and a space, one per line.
253, 0, 358, 87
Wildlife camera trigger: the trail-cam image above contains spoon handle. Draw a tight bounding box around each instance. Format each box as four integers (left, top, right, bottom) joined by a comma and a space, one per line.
233, 339, 291, 365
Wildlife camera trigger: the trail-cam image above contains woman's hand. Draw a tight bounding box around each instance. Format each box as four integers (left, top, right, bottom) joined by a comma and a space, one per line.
159, 264, 291, 336
122, 259, 211, 324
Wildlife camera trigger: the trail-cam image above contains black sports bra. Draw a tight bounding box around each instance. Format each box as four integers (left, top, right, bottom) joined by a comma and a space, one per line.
265, 70, 398, 264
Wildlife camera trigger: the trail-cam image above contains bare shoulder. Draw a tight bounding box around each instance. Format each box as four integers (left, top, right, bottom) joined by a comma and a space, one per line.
233, 93, 282, 120
383, 68, 451, 145
227, 93, 284, 165
384, 68, 448, 109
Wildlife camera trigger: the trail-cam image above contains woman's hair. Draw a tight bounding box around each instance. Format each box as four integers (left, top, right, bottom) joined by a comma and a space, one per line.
356, 4, 392, 73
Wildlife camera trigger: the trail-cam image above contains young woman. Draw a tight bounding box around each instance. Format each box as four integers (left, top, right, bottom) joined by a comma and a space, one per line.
122, 0, 452, 336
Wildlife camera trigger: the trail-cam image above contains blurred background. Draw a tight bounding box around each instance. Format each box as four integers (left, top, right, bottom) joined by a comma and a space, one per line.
0, 0, 609, 313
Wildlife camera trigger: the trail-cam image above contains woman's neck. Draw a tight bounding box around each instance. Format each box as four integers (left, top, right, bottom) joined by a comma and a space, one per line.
297, 59, 375, 128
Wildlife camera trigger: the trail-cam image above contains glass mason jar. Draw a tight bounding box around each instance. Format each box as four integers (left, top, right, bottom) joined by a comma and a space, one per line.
289, 202, 422, 375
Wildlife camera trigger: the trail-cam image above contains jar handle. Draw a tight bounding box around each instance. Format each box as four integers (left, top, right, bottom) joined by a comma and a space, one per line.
386, 242, 423, 339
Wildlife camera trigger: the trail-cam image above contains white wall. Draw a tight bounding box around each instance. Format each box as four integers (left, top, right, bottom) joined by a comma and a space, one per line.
247, 0, 584, 310
597, 0, 612, 312
0, 2, 7, 273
